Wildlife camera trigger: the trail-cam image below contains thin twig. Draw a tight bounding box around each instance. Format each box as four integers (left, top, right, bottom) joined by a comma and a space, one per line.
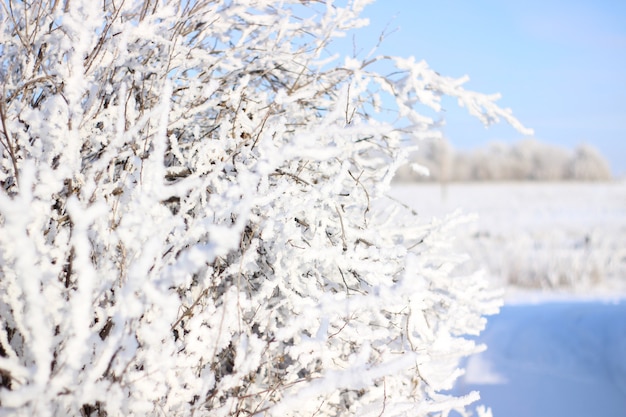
6, 75, 54, 103
348, 170, 370, 224
271, 169, 311, 186
250, 105, 273, 151
0, 100, 19, 183
335, 204, 347, 251
236, 376, 313, 400
170, 287, 209, 330
377, 378, 387, 417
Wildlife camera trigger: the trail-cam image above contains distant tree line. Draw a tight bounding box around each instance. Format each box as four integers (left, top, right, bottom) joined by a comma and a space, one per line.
395, 139, 613, 182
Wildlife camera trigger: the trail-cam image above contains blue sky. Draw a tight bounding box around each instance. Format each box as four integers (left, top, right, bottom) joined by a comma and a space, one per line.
333, 0, 626, 174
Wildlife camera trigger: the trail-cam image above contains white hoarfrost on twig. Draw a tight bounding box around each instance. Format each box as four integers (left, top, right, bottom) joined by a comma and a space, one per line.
0, 1, 527, 416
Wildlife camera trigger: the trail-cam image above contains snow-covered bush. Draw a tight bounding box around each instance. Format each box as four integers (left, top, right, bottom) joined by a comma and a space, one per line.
473, 229, 622, 290
0, 1, 526, 415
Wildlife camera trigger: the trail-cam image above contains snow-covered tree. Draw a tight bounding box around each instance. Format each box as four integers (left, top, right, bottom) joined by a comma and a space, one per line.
567, 144, 613, 181
397, 139, 611, 182
0, 1, 526, 416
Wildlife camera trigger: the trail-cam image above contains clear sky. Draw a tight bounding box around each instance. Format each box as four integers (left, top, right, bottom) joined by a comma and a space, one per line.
334, 0, 626, 175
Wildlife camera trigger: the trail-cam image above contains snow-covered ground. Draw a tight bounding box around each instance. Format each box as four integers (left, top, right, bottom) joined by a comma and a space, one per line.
454, 300, 626, 417
390, 181, 626, 416
389, 181, 626, 294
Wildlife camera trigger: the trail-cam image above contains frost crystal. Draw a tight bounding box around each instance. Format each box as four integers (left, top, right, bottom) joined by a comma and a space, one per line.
0, 1, 526, 416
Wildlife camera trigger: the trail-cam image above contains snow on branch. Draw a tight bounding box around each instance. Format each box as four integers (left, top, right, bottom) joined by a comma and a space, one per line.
0, 1, 524, 415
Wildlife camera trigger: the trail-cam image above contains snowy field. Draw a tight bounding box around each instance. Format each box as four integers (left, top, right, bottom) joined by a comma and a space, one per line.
390, 181, 626, 295
390, 182, 626, 416
454, 300, 626, 417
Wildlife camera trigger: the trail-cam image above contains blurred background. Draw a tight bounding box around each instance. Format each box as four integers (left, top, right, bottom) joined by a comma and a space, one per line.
335, 2, 626, 416
349, 0, 626, 177
329, 0, 626, 296
324, 0, 626, 295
